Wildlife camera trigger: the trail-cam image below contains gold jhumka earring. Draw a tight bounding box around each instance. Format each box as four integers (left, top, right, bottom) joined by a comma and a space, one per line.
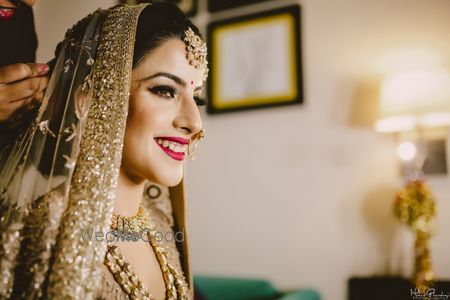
187, 129, 206, 160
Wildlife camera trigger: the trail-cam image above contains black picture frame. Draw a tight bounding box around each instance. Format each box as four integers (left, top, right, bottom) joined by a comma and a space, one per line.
208, 0, 271, 12
206, 5, 303, 114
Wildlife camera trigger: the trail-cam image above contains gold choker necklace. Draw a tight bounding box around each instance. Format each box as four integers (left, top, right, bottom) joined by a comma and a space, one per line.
111, 205, 149, 233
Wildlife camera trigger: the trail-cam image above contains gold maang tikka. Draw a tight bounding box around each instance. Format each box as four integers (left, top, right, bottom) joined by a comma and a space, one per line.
183, 27, 209, 81
188, 129, 206, 160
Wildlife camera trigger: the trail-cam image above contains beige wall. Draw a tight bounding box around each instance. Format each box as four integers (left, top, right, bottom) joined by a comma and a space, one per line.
33, 1, 450, 299
34, 0, 116, 62
187, 1, 450, 299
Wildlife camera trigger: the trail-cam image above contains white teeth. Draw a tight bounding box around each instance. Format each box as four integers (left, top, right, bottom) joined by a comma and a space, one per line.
156, 139, 186, 153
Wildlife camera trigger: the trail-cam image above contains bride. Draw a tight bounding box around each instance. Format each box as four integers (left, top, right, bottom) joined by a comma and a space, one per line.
0, 2, 207, 299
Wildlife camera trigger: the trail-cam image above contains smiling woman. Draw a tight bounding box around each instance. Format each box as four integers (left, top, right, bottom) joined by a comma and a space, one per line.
0, 3, 207, 300
123, 38, 204, 189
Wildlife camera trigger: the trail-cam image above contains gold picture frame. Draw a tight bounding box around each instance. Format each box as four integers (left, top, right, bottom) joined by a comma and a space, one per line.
206, 5, 303, 114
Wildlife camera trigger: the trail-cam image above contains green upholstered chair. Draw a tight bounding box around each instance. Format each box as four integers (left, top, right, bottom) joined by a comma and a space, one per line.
194, 275, 321, 300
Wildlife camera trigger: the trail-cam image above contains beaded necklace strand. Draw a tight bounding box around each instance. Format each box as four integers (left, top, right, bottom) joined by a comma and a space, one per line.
105, 205, 189, 299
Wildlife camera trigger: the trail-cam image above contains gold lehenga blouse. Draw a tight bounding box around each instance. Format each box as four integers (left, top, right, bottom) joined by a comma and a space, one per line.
0, 4, 193, 299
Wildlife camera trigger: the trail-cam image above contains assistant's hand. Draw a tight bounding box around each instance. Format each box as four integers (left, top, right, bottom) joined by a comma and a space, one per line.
0, 63, 49, 122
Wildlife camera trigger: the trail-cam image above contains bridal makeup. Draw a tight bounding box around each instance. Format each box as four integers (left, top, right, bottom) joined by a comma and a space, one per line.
120, 38, 204, 186
143, 71, 205, 163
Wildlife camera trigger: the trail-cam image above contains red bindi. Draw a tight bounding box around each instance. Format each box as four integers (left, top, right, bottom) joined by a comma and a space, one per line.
190, 81, 194, 85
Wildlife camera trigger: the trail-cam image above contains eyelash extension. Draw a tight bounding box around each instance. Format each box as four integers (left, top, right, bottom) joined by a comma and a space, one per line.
194, 96, 207, 107
149, 85, 179, 99
149, 85, 208, 107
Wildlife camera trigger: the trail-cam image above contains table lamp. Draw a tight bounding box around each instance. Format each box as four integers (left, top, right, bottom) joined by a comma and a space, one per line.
374, 66, 450, 292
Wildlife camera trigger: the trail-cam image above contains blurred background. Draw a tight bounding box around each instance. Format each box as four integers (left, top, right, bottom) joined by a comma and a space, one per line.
33, 0, 450, 299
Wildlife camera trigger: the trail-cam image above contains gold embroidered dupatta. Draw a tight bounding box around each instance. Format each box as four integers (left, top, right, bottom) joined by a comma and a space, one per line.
0, 4, 192, 299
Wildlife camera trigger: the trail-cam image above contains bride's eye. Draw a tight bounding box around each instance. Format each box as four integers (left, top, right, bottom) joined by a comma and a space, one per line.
194, 96, 207, 107
149, 85, 179, 99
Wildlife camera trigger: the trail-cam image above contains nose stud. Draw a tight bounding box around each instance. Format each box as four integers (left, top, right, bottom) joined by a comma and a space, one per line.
187, 129, 206, 160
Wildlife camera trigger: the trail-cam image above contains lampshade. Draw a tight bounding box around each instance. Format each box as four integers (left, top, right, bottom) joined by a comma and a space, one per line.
375, 67, 450, 132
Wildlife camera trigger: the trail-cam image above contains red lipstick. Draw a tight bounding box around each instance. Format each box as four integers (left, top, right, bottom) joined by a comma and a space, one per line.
154, 137, 187, 161
155, 136, 189, 145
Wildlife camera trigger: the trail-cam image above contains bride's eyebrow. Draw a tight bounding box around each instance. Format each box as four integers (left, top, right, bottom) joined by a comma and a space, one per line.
141, 72, 186, 87
141, 72, 203, 91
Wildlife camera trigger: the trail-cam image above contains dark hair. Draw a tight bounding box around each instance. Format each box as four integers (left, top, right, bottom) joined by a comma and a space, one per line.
133, 2, 203, 68
48, 2, 203, 71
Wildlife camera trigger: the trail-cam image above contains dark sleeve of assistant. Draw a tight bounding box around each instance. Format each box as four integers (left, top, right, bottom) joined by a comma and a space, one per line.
0, 4, 38, 67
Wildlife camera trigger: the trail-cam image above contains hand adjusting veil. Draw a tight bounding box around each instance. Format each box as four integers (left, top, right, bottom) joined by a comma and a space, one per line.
0, 4, 192, 299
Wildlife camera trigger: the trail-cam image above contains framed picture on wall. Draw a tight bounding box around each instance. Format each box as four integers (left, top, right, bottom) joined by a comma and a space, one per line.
207, 0, 271, 12
206, 5, 303, 114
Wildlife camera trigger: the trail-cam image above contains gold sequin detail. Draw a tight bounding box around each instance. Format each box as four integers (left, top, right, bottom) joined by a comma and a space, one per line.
46, 5, 147, 299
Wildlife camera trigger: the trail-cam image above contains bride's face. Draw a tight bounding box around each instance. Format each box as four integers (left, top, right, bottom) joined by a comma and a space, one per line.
121, 38, 205, 186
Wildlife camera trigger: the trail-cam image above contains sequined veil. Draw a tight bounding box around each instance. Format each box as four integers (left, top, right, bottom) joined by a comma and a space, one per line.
0, 4, 193, 299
